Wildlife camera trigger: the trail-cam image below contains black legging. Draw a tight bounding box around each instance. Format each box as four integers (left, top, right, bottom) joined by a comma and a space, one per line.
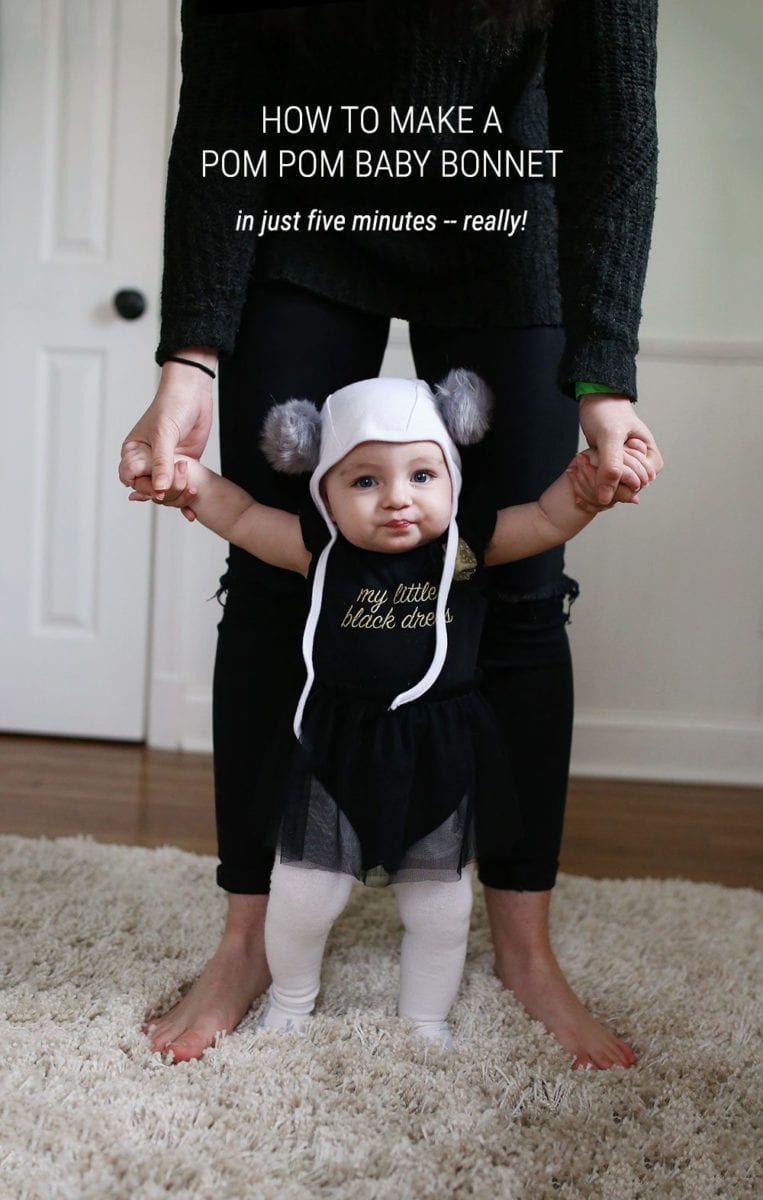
213, 280, 580, 894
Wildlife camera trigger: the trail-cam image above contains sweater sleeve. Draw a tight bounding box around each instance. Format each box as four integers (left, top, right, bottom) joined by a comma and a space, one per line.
545, 0, 659, 401
156, 2, 265, 364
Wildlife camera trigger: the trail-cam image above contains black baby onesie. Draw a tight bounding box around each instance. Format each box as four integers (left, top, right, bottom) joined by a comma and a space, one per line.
269, 496, 521, 885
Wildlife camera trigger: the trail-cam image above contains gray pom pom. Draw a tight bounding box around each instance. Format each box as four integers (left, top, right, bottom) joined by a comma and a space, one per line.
434, 369, 493, 445
260, 398, 322, 474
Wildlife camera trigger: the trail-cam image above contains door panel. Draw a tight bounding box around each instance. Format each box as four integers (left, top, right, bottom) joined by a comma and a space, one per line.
0, 1, 173, 738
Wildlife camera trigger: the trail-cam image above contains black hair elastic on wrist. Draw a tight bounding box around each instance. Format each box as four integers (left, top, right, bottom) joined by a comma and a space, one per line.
165, 355, 216, 379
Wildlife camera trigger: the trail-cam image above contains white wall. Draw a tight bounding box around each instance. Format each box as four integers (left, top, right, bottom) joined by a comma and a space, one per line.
148, 4, 763, 785
644, 1, 762, 344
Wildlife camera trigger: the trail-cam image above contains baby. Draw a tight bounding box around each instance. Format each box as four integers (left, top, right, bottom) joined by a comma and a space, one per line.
131, 372, 649, 1046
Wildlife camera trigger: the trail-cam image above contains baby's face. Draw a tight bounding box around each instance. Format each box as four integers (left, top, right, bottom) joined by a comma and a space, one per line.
322, 440, 452, 553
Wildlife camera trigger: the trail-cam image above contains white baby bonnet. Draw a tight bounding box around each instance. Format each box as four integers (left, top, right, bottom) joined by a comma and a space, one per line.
261, 372, 492, 738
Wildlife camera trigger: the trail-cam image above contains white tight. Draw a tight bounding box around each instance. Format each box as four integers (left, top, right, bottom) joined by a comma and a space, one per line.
263, 860, 474, 1041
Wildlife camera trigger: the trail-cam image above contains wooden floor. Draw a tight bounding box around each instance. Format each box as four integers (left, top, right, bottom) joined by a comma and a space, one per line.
1, 735, 760, 889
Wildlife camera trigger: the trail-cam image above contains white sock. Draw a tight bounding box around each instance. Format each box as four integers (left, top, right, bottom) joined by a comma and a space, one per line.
411, 1020, 455, 1049
257, 987, 311, 1034
394, 866, 473, 1046
261, 861, 353, 1032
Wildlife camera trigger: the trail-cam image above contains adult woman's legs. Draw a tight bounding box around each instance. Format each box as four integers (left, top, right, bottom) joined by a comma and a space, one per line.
147, 282, 390, 1060
409, 324, 635, 1069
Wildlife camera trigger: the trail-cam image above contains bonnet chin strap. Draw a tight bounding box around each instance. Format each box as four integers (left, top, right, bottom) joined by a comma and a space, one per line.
387, 511, 459, 710
389, 444, 463, 710
293, 517, 337, 741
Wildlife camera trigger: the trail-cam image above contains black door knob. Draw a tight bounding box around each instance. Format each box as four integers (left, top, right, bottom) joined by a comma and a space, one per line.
113, 289, 146, 320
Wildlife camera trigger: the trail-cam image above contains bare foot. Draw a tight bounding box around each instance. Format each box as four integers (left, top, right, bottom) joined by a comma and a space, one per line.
144, 894, 270, 1062
494, 949, 636, 1070
483, 886, 637, 1071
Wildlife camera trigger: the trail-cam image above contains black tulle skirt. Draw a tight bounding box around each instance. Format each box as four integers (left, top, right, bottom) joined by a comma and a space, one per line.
268, 681, 521, 886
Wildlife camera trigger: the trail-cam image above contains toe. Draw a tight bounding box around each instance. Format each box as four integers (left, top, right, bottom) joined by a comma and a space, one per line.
617, 1040, 637, 1067
165, 1032, 209, 1062
146, 1020, 181, 1053
571, 1053, 593, 1070
591, 1035, 637, 1071
150, 1030, 177, 1054
591, 1051, 616, 1070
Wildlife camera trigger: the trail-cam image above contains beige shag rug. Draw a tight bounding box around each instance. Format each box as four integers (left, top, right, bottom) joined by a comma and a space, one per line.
0, 835, 760, 1200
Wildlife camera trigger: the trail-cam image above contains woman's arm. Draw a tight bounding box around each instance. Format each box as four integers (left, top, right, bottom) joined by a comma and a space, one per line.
121, 1, 262, 496
119, 350, 217, 495
545, 0, 659, 401
156, 2, 263, 364
544, 0, 663, 502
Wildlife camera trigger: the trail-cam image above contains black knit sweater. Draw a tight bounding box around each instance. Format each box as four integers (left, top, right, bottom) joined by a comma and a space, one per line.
157, 0, 658, 400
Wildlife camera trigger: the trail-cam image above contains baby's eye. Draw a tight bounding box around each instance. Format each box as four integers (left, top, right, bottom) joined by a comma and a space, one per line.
352, 475, 376, 489
412, 470, 433, 484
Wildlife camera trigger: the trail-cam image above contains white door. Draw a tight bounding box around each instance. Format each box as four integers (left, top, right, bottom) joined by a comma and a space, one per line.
0, 1, 172, 739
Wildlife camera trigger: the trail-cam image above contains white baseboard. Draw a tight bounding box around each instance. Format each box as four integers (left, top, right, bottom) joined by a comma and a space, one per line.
175, 690, 763, 788
571, 712, 763, 787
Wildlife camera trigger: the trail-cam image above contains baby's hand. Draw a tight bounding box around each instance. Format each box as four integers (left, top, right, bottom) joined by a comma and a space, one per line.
566, 450, 614, 512
128, 458, 199, 522
567, 439, 656, 513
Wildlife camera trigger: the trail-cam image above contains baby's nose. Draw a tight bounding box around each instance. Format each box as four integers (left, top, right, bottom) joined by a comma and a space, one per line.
384, 478, 411, 507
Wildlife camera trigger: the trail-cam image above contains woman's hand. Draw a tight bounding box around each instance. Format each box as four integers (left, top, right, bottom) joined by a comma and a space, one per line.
577, 394, 664, 508
118, 348, 217, 499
